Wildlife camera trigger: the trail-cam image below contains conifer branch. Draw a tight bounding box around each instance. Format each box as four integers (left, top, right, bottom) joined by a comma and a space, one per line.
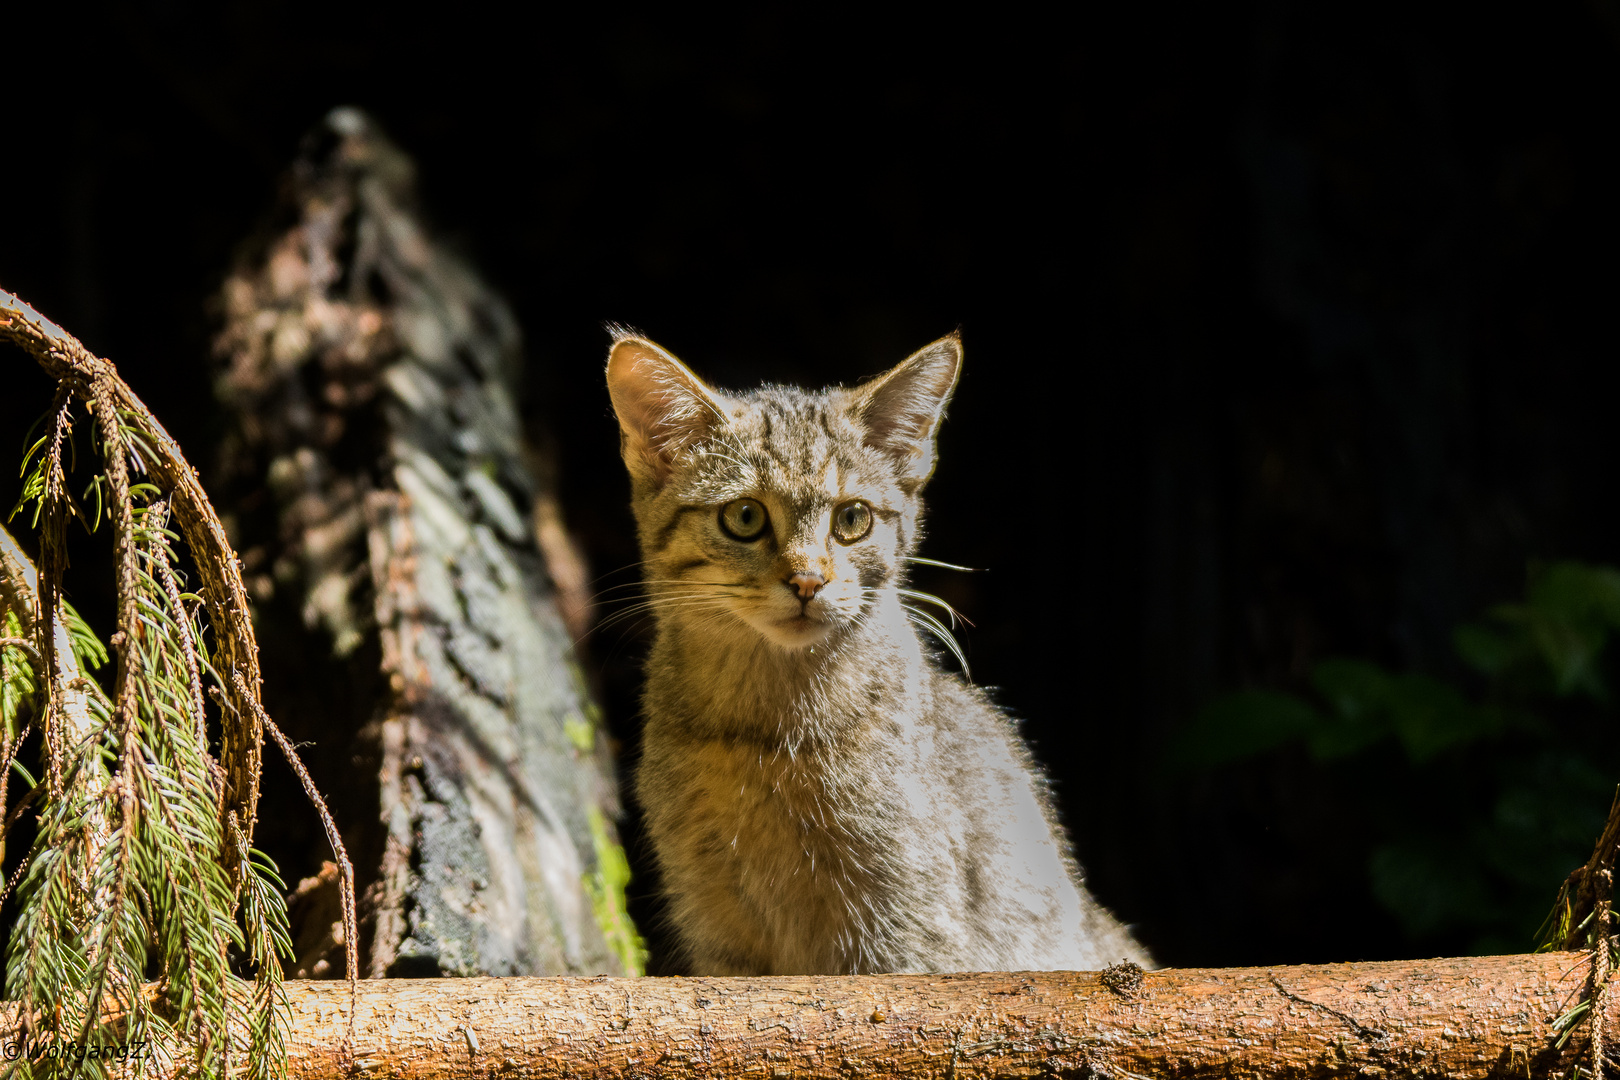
0, 288, 264, 874
0, 289, 296, 1076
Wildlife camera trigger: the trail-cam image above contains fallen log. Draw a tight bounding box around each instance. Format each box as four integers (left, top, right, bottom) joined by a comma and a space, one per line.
272, 952, 1598, 1079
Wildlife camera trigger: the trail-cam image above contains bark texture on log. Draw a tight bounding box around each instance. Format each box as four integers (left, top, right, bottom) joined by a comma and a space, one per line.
213, 108, 635, 979
265, 953, 1599, 1079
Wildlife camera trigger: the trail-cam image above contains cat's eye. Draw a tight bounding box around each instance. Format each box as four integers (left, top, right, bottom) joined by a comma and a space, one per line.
831, 500, 873, 544
719, 498, 769, 541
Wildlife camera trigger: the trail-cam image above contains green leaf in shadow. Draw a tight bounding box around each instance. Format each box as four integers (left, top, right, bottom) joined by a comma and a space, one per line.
1307, 659, 1395, 758
1453, 622, 1520, 678
1369, 840, 1497, 938
1383, 673, 1500, 761
1166, 690, 1323, 770
1310, 658, 1498, 762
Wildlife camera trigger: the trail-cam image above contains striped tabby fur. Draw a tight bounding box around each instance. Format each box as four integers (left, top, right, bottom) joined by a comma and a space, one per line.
606, 330, 1149, 974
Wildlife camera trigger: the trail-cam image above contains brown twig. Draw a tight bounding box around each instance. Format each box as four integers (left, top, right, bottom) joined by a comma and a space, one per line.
0, 644, 9, 874
1597, 867, 1614, 1080
0, 775, 40, 845
37, 384, 76, 795
0, 636, 43, 670
1559, 789, 1620, 949
93, 373, 143, 767
1552, 786, 1620, 1079
0, 853, 31, 914
148, 500, 223, 791
233, 669, 357, 1060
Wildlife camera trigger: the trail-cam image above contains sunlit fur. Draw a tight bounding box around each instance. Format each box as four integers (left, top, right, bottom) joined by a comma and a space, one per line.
608, 331, 1150, 975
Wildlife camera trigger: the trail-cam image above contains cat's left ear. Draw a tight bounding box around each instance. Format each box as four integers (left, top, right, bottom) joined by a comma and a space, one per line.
849, 332, 963, 490
607, 331, 734, 488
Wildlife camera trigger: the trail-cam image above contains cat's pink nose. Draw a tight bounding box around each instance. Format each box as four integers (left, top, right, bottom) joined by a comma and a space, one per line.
787, 571, 825, 600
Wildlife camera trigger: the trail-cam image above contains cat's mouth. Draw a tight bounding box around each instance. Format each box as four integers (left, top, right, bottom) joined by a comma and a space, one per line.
755, 609, 835, 649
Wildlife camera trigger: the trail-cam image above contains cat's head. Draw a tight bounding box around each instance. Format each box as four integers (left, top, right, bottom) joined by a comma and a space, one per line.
606, 330, 961, 651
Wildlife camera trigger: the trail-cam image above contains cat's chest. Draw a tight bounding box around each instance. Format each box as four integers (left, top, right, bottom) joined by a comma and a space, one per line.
676, 739, 895, 881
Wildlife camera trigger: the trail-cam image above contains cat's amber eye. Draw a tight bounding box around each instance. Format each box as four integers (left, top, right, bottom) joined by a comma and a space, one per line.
719, 498, 769, 541
831, 500, 873, 544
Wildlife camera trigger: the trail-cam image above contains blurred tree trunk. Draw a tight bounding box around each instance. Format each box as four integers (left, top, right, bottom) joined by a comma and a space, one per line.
213, 108, 638, 979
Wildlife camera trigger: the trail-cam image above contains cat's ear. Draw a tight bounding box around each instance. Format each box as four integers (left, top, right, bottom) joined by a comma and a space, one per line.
850, 332, 962, 489
606, 330, 732, 487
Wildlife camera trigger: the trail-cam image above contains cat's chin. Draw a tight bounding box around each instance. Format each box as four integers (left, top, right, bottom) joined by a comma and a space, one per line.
753, 613, 837, 651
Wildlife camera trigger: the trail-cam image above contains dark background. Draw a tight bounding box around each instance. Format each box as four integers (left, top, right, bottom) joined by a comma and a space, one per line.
3, 2, 1618, 969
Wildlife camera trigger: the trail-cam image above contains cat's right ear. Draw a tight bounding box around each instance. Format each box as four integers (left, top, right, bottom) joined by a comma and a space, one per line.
606, 331, 732, 487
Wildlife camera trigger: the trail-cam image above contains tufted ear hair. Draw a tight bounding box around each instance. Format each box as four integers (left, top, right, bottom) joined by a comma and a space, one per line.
606, 329, 733, 488
849, 332, 963, 491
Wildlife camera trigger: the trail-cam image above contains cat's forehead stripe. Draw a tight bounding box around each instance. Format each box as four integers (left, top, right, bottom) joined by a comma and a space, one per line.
663, 388, 898, 513
816, 408, 837, 443
738, 397, 818, 473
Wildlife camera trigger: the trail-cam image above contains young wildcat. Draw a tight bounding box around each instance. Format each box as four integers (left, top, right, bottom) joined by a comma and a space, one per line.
607, 329, 1149, 975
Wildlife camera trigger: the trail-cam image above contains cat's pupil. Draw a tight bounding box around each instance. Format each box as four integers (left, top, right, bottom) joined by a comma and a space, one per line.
721, 498, 768, 540
832, 500, 871, 543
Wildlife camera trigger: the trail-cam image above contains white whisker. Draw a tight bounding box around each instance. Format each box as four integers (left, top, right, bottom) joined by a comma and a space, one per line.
590, 595, 738, 635
903, 604, 972, 679
898, 588, 974, 630
905, 555, 983, 573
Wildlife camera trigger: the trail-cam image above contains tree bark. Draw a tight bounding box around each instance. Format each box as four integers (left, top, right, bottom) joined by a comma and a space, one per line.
212, 108, 634, 980
220, 953, 1597, 1078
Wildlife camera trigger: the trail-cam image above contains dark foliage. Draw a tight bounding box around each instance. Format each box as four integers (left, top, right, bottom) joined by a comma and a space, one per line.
1177, 561, 1620, 954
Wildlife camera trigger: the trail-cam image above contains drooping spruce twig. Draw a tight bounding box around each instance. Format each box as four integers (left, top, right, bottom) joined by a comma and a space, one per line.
1, 289, 263, 862
0, 288, 314, 1077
